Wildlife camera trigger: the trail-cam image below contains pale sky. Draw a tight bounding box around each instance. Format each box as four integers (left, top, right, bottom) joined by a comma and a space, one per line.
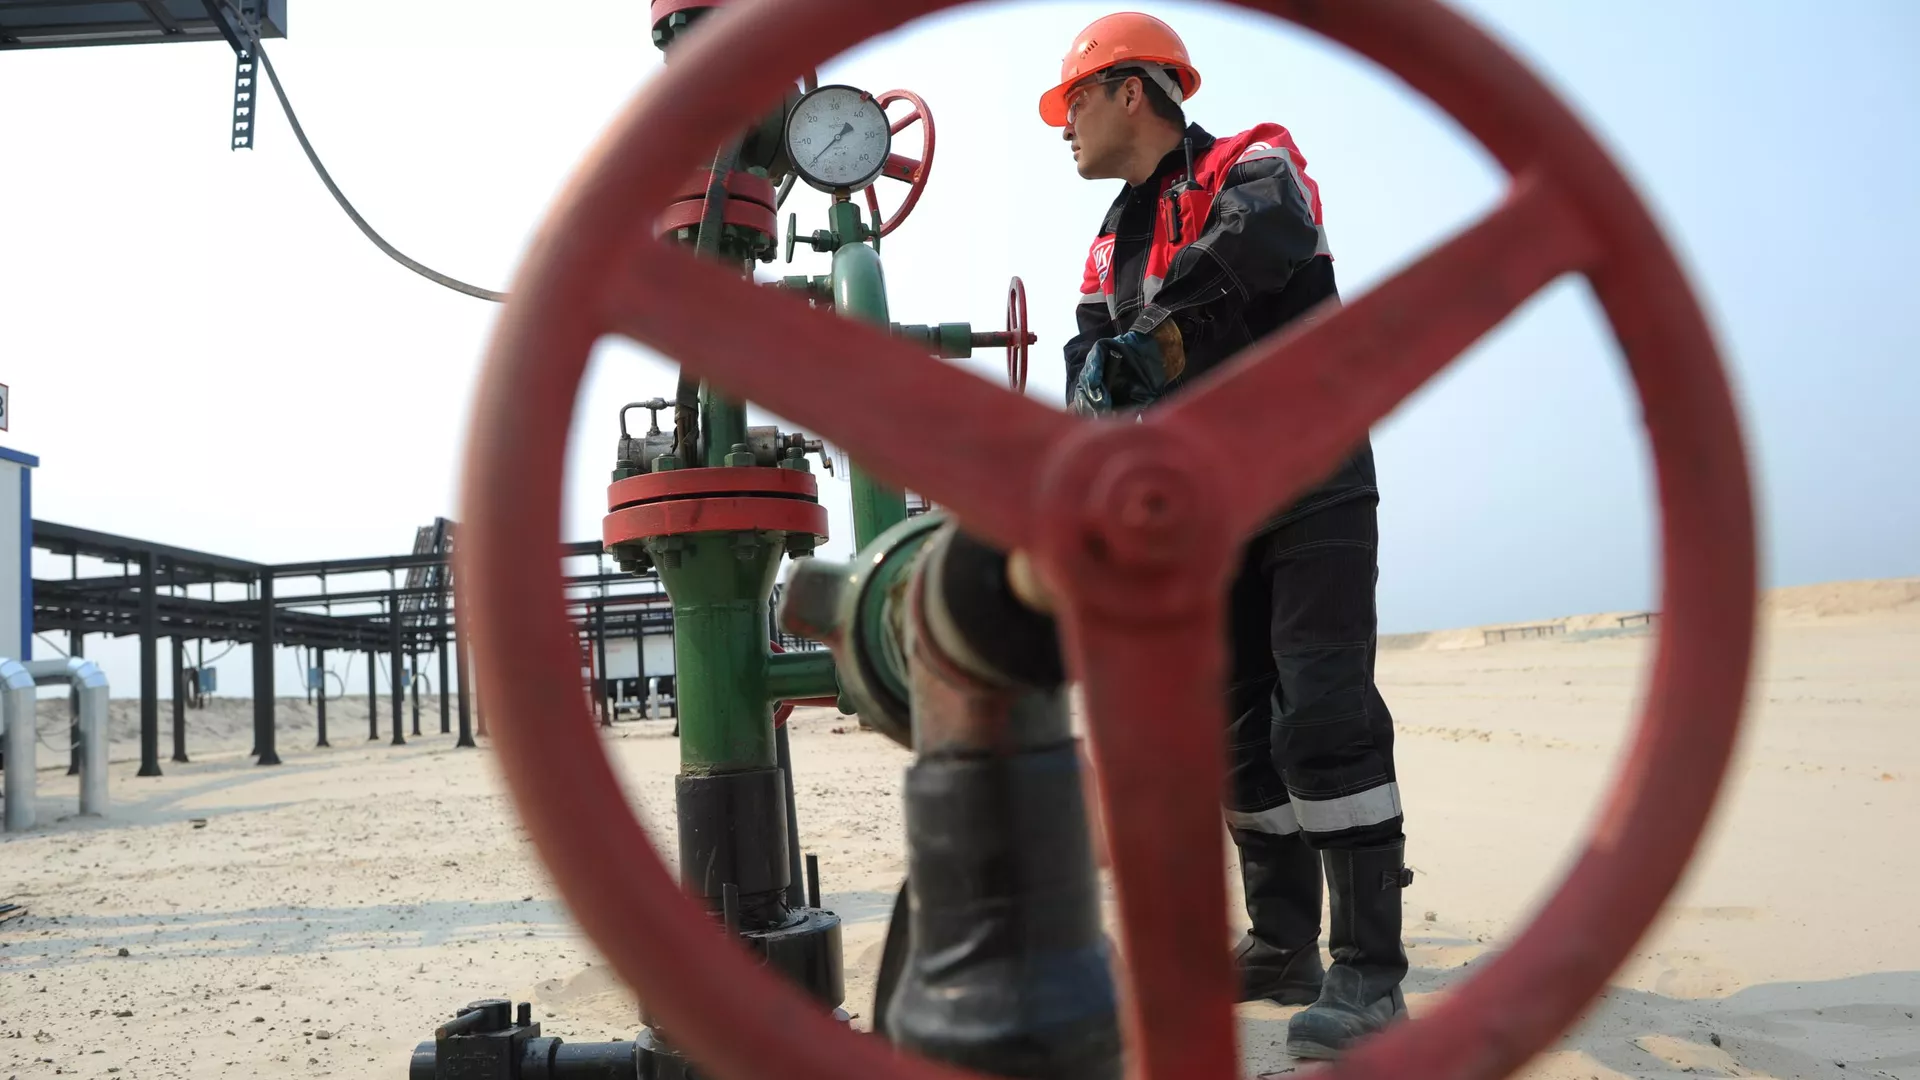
5, 0, 1916, 699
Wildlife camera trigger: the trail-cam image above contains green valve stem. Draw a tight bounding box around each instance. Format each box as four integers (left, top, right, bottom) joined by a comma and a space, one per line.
892, 322, 976, 360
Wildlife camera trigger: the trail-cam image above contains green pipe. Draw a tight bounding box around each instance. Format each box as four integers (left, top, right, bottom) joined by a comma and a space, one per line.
832, 224, 909, 550
650, 530, 785, 774
766, 649, 841, 703
701, 384, 750, 469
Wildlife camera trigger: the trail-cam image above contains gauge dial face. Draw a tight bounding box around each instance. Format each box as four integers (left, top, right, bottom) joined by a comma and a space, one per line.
785, 85, 891, 192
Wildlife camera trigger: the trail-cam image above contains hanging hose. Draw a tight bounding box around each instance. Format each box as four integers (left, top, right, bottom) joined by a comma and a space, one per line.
36, 716, 78, 756
241, 20, 508, 303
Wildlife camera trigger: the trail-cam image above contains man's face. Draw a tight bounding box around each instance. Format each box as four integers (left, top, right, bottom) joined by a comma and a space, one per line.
1062, 74, 1134, 180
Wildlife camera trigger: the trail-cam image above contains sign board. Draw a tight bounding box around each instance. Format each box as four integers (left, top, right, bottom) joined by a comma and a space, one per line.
198, 668, 218, 694
0, 382, 9, 432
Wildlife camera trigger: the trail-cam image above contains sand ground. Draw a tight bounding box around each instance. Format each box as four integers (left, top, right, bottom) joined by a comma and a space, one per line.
3, 579, 1916, 1079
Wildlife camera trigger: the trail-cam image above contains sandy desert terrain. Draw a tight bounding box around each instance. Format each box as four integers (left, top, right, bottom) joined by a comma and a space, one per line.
2, 577, 1916, 1079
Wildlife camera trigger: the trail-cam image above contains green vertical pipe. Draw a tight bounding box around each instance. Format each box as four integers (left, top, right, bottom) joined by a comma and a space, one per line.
832, 233, 909, 550
702, 385, 750, 469
652, 530, 785, 773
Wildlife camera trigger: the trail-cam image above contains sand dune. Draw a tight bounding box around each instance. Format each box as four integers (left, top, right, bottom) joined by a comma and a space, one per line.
2, 579, 1915, 1078
1383, 575, 1920, 653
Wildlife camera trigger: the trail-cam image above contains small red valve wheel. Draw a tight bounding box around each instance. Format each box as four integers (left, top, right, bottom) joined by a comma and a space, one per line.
1006, 276, 1030, 393
459, 3, 1758, 1080
863, 89, 935, 239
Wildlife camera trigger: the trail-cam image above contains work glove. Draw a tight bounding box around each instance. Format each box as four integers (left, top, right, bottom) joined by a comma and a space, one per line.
1069, 330, 1170, 419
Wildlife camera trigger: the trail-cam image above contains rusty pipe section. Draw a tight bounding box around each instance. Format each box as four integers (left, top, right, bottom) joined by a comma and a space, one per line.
906, 523, 1069, 756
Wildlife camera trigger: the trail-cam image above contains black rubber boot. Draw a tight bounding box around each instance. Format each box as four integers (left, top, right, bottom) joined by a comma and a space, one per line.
1285, 840, 1410, 1059
1230, 827, 1325, 1005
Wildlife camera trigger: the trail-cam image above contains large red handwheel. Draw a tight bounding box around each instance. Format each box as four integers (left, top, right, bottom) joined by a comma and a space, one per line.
863, 88, 935, 238
1006, 276, 1030, 393
458, 3, 1756, 1080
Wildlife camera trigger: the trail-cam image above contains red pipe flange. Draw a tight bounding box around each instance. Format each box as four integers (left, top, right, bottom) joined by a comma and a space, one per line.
459, 3, 1757, 1079
603, 466, 827, 546
656, 197, 779, 245
1006, 276, 1030, 393
864, 89, 936, 238
671, 170, 778, 210
607, 466, 820, 511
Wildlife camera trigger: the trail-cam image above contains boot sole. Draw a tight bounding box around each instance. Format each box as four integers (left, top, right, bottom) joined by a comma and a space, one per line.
1244, 987, 1320, 1007
1285, 1036, 1342, 1060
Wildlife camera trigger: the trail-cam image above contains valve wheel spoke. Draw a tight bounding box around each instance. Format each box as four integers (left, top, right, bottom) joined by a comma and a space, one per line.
1055, 590, 1240, 1080
1155, 173, 1599, 537
881, 152, 923, 183
599, 240, 1070, 553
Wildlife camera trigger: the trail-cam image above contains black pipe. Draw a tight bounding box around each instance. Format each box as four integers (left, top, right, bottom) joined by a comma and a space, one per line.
438, 615, 451, 735
410, 654, 422, 736
806, 853, 821, 910
885, 741, 1119, 1079
368, 650, 379, 740
171, 637, 190, 762
389, 591, 407, 746
595, 602, 611, 727
315, 645, 330, 748
721, 882, 740, 938
455, 621, 475, 748
255, 571, 281, 766
409, 1036, 640, 1080
776, 722, 806, 910
67, 628, 82, 775
138, 555, 162, 776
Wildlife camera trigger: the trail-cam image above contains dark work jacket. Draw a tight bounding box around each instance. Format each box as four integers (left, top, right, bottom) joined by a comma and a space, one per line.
1064, 122, 1378, 531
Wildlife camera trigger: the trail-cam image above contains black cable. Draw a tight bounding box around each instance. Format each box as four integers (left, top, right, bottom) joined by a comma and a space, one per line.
244, 27, 508, 303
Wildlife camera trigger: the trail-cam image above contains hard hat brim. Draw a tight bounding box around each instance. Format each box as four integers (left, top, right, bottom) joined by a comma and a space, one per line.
1039, 80, 1075, 127
1037, 61, 1201, 128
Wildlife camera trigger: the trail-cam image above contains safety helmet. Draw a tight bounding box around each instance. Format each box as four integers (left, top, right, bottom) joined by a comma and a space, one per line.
1038, 12, 1202, 128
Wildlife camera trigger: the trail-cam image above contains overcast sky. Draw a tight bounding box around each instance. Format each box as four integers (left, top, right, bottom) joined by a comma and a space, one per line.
5, 0, 1915, 699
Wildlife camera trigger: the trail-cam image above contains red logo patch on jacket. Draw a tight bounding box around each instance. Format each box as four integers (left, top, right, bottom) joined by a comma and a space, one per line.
1081, 235, 1116, 296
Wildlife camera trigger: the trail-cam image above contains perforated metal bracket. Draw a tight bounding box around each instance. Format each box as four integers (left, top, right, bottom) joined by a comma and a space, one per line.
199, 0, 267, 149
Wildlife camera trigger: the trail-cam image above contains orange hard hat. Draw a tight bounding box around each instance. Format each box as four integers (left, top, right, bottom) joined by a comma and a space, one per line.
1038, 12, 1202, 127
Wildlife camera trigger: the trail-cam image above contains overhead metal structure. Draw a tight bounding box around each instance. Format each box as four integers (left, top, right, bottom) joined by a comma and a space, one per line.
1, 0, 288, 149
0, 0, 285, 51
31, 518, 672, 772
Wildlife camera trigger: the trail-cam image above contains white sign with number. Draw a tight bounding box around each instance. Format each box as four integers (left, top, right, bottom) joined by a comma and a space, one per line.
0, 382, 9, 432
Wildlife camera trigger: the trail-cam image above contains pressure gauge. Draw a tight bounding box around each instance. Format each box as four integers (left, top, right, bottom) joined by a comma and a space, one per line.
784, 84, 892, 193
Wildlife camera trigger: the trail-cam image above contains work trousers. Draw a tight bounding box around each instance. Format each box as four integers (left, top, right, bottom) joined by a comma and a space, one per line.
1222, 495, 1403, 850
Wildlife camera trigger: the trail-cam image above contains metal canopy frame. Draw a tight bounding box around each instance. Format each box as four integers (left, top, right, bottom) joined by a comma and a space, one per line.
0, 0, 286, 51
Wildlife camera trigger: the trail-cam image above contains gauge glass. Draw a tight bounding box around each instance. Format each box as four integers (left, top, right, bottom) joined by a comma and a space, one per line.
785, 85, 891, 192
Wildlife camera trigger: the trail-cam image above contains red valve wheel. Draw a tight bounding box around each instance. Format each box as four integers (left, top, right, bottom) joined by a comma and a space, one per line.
458, 3, 1756, 1080
863, 89, 936, 239
1006, 275, 1030, 393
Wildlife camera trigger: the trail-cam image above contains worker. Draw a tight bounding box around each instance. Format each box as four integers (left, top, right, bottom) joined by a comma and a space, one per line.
1036, 12, 1411, 1060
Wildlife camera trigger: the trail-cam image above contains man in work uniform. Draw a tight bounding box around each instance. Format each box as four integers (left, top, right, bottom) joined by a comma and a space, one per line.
1037, 12, 1412, 1060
